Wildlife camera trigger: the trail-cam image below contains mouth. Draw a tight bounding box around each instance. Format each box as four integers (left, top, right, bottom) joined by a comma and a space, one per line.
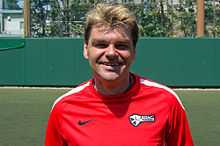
99, 62, 124, 67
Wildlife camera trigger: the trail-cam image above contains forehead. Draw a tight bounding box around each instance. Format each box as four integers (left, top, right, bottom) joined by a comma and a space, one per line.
89, 24, 132, 42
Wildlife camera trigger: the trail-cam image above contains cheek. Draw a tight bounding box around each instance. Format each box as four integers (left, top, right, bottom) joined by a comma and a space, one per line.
121, 51, 135, 62
87, 48, 102, 62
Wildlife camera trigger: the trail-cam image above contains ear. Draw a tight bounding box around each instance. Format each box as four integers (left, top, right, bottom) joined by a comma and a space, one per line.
83, 43, 89, 59
132, 47, 136, 60
134, 48, 136, 59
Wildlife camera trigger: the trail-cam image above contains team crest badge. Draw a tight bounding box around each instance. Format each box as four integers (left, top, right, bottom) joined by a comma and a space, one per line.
129, 114, 155, 127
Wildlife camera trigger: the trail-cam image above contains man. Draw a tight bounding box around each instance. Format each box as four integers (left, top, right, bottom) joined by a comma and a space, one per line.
45, 3, 194, 146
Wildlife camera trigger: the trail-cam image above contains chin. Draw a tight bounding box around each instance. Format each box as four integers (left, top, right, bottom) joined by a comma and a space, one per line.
98, 72, 121, 81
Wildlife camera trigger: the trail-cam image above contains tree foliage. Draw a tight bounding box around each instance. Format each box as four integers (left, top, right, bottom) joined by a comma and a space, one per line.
30, 0, 220, 37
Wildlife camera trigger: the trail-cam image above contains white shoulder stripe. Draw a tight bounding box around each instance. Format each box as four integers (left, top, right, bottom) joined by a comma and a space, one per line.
51, 81, 90, 111
140, 78, 185, 110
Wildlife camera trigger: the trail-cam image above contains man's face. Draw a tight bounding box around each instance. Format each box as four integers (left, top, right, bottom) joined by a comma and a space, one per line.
83, 25, 135, 81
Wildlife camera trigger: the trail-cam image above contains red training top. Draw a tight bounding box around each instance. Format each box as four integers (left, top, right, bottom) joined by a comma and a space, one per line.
45, 73, 194, 146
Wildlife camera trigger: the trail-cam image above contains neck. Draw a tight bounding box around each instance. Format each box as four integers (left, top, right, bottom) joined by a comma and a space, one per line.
93, 74, 133, 96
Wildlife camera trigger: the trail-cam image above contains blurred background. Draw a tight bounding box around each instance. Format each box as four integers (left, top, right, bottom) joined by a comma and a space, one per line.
0, 0, 220, 38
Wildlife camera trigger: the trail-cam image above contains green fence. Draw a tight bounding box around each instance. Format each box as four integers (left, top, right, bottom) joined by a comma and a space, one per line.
0, 38, 220, 87
134, 38, 220, 87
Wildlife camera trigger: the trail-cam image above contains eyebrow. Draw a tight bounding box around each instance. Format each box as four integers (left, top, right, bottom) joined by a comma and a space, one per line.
91, 38, 131, 44
91, 39, 108, 44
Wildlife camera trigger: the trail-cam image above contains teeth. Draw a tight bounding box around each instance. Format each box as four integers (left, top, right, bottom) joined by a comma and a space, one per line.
102, 62, 120, 66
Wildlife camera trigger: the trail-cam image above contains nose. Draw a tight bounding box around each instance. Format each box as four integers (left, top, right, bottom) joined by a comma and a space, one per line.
106, 44, 118, 58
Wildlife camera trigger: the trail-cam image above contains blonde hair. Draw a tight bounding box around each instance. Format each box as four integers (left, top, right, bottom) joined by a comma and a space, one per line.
84, 3, 139, 48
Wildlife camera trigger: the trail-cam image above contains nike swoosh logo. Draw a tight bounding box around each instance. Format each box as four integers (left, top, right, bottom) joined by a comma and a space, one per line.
78, 120, 93, 126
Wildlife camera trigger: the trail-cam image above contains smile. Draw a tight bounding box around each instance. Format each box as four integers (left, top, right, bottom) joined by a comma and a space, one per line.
100, 62, 123, 66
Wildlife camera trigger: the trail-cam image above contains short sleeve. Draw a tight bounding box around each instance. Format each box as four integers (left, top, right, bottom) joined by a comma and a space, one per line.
44, 105, 66, 146
166, 96, 194, 146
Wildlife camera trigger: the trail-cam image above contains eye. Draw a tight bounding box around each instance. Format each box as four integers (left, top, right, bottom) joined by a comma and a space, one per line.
93, 42, 108, 49
115, 43, 130, 50
96, 43, 108, 48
